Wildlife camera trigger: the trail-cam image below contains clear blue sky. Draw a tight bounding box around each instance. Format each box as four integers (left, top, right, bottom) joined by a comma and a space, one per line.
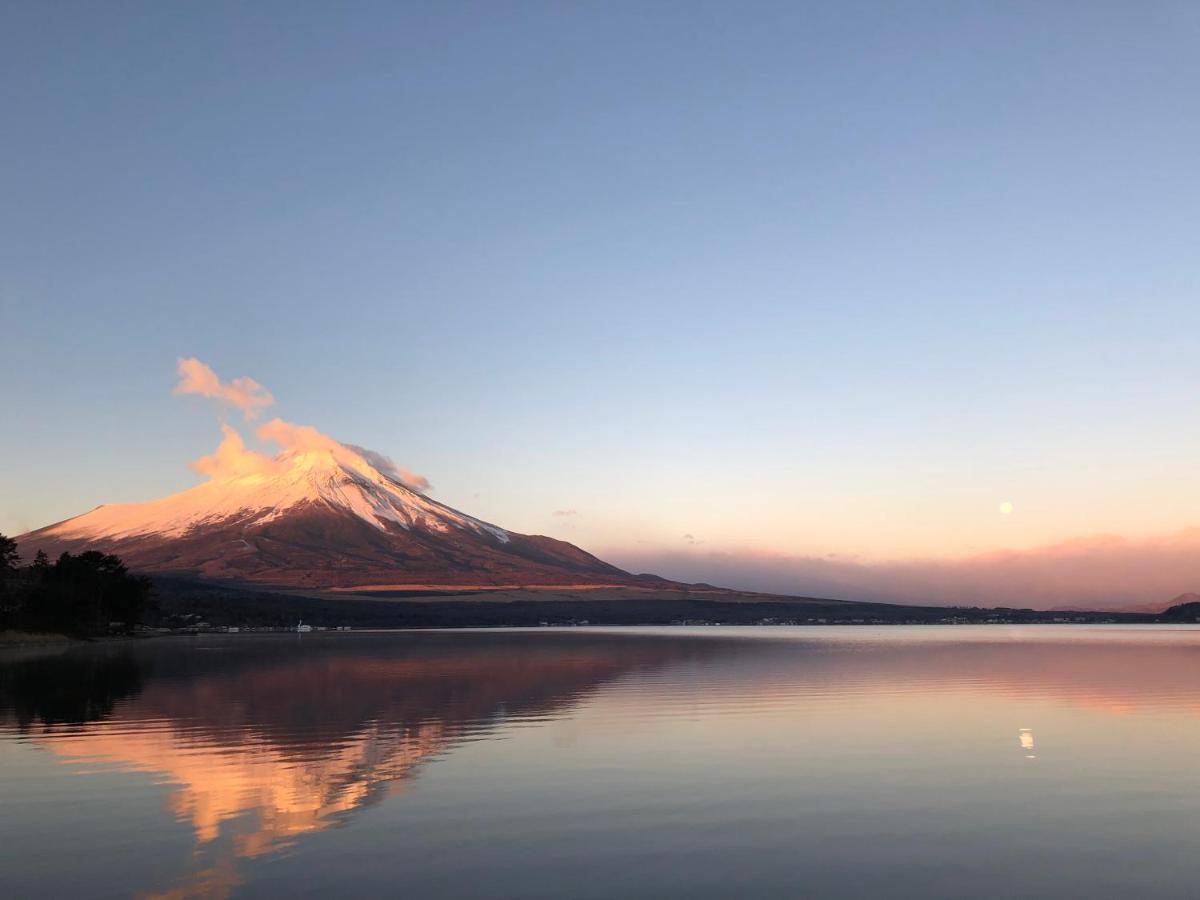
4, 2, 1200, 584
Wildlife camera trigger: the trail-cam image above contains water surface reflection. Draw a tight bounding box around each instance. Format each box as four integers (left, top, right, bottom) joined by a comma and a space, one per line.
1, 627, 1199, 898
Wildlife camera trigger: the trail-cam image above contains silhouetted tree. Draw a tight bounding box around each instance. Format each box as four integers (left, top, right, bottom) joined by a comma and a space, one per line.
0, 534, 20, 627
0, 539, 155, 635
0, 534, 18, 581
19, 551, 154, 635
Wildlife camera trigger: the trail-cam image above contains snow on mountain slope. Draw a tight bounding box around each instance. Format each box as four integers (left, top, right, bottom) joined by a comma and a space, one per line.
43, 446, 509, 545
20, 439, 642, 589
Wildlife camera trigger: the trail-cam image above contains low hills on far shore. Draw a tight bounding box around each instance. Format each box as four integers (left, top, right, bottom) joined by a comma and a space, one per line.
4, 529, 1199, 637
144, 576, 1183, 632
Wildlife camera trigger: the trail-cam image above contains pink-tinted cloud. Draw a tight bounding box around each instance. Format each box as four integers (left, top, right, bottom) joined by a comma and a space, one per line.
187, 420, 433, 494
611, 529, 1200, 612
189, 424, 279, 480
254, 419, 432, 493
174, 358, 275, 420
173, 358, 431, 494
255, 418, 343, 457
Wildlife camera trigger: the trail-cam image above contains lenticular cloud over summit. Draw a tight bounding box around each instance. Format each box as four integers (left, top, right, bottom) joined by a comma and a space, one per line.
176, 358, 432, 494
342, 444, 431, 493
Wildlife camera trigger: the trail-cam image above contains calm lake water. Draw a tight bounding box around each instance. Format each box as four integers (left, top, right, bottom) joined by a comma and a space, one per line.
2, 625, 1199, 898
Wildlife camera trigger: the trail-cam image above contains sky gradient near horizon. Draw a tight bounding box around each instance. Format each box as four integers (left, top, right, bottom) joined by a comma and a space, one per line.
4, 2, 1200, 604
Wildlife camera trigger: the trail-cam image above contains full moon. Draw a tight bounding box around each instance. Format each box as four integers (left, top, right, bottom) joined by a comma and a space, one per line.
999, 501, 1014, 515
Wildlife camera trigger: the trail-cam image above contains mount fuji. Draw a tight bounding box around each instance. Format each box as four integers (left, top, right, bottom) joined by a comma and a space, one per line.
17, 440, 650, 591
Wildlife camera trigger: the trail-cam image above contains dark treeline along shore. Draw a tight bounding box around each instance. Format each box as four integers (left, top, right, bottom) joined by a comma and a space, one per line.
4, 532, 1199, 636
0, 535, 154, 636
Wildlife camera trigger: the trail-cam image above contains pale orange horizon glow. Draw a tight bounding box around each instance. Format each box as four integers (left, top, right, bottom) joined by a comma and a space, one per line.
12, 355, 1200, 612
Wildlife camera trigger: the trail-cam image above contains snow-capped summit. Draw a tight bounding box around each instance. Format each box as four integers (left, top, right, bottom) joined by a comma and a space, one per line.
19, 438, 634, 590
47, 442, 509, 546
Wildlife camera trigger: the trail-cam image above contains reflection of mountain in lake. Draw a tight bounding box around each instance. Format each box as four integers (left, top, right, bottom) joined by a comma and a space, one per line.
0, 634, 717, 898
4, 628, 1200, 898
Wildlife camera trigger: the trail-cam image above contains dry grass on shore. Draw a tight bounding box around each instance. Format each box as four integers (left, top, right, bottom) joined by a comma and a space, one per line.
0, 630, 72, 647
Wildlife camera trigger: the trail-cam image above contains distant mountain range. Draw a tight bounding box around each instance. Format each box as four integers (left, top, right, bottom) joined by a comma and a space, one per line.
17, 443, 666, 591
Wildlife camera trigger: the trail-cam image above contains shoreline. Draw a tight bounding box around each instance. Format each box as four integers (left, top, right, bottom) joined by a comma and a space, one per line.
0, 630, 158, 650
